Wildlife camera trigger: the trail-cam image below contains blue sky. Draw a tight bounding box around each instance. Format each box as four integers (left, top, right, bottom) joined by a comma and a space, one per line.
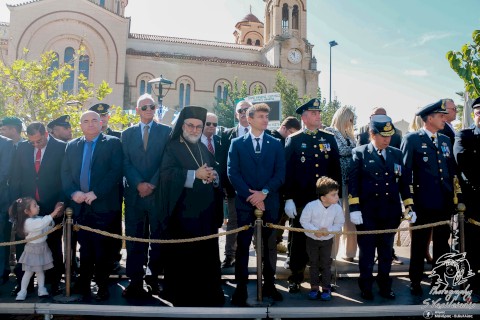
1, 0, 479, 125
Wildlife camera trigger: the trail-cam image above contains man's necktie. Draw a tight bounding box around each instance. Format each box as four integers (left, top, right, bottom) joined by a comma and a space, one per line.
244, 127, 249, 135
377, 149, 385, 164
143, 125, 149, 151
80, 141, 93, 193
431, 134, 437, 148
207, 137, 215, 155
255, 137, 261, 153
35, 149, 41, 201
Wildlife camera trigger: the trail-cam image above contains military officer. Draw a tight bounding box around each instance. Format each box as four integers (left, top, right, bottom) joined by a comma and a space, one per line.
284, 98, 342, 293
47, 115, 73, 142
349, 115, 414, 300
401, 99, 457, 296
89, 103, 122, 138
453, 97, 480, 298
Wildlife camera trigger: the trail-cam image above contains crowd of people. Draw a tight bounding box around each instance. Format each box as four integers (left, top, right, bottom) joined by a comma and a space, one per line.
0, 94, 479, 307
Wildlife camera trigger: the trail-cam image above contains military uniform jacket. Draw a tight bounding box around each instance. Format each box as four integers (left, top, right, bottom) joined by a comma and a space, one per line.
284, 129, 341, 208
401, 129, 456, 212
348, 144, 413, 219
453, 126, 480, 216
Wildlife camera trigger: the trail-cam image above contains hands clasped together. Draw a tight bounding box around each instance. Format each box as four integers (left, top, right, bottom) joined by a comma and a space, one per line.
72, 191, 97, 205
195, 163, 218, 184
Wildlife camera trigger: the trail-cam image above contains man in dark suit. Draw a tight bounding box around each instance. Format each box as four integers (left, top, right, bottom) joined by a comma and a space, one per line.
453, 97, 480, 299
0, 135, 14, 285
220, 100, 252, 268
438, 98, 457, 145
356, 107, 402, 148
349, 115, 414, 300
62, 110, 123, 301
122, 93, 171, 298
401, 100, 457, 296
89, 103, 122, 138
10, 122, 66, 295
201, 112, 223, 158
0, 116, 25, 147
284, 98, 341, 293
228, 103, 285, 306
47, 115, 73, 142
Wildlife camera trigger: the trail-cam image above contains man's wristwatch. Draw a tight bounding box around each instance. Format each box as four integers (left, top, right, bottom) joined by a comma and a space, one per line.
262, 188, 269, 196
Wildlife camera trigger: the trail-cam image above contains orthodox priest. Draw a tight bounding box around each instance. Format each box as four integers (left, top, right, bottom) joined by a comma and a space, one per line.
159, 106, 225, 307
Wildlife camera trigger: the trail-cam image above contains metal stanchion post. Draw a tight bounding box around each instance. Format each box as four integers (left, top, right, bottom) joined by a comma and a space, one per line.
54, 208, 81, 302
457, 203, 466, 254
254, 208, 263, 303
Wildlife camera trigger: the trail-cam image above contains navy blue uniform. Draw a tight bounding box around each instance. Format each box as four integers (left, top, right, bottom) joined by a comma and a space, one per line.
401, 129, 456, 286
284, 129, 341, 284
348, 143, 413, 295
454, 126, 480, 292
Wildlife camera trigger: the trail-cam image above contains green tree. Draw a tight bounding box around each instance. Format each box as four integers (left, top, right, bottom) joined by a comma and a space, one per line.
273, 71, 303, 120
213, 77, 248, 128
446, 30, 480, 99
0, 48, 133, 137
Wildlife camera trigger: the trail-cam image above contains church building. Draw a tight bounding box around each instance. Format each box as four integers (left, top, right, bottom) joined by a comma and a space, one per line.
0, 0, 319, 112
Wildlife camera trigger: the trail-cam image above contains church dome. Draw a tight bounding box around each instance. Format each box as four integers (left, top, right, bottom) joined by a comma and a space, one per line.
239, 13, 262, 24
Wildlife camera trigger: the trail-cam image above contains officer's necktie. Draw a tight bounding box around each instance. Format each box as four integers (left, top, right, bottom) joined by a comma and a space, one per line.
431, 134, 437, 148
35, 149, 41, 201
244, 127, 249, 135
80, 141, 93, 193
255, 137, 261, 153
207, 136, 215, 155
143, 125, 149, 151
377, 149, 385, 164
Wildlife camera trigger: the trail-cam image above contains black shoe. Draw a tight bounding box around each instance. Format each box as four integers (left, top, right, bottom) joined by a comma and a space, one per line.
342, 257, 354, 262
263, 286, 283, 301
50, 283, 62, 296
145, 278, 163, 296
122, 283, 151, 299
231, 286, 248, 307
221, 256, 236, 268
11, 284, 35, 296
361, 290, 374, 300
391, 254, 403, 265
95, 287, 110, 301
379, 290, 396, 300
288, 282, 300, 293
410, 283, 423, 296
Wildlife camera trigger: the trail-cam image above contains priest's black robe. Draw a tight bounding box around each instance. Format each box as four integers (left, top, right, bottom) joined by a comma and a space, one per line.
159, 137, 224, 307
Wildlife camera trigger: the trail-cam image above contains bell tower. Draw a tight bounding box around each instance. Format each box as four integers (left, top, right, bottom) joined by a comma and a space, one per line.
264, 0, 307, 43
94, 0, 128, 16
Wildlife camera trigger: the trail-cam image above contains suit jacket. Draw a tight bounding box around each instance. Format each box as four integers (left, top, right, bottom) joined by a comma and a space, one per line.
220, 126, 242, 197
356, 126, 403, 148
401, 129, 456, 214
439, 123, 455, 146
0, 135, 14, 212
453, 126, 480, 216
105, 127, 122, 139
348, 143, 413, 221
61, 133, 123, 218
11, 136, 66, 215
227, 133, 285, 222
122, 122, 171, 205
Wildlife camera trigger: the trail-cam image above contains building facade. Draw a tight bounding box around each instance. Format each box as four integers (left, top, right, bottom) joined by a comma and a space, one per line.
0, 0, 319, 113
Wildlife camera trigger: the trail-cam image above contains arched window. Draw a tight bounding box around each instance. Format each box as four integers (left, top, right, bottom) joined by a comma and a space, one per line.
282, 4, 289, 34
255, 39, 261, 46
292, 5, 299, 30
147, 82, 152, 94
140, 80, 146, 95
216, 85, 222, 100
185, 84, 191, 106
178, 78, 193, 109
48, 52, 59, 74
63, 47, 75, 94
179, 84, 184, 108
247, 38, 252, 45
223, 86, 228, 101
78, 54, 90, 90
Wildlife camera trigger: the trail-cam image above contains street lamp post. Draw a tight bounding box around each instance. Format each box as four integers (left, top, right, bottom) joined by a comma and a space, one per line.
148, 75, 173, 108
329, 40, 338, 104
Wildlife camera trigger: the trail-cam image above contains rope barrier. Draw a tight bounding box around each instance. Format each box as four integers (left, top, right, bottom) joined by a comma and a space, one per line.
467, 218, 480, 227
0, 223, 63, 246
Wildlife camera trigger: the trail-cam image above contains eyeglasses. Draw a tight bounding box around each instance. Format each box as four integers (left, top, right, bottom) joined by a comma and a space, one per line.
237, 108, 249, 114
140, 104, 156, 111
205, 122, 218, 127
184, 122, 204, 131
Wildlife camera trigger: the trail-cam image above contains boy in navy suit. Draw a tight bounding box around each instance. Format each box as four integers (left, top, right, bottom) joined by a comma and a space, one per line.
228, 103, 285, 306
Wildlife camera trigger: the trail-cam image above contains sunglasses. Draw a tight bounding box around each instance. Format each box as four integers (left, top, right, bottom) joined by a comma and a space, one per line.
205, 122, 218, 127
140, 104, 156, 111
237, 108, 249, 114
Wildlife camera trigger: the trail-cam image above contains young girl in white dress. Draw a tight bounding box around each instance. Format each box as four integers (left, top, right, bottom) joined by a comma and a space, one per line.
9, 197, 63, 301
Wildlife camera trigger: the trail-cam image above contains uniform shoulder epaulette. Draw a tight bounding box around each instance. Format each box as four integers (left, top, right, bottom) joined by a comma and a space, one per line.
318, 129, 334, 135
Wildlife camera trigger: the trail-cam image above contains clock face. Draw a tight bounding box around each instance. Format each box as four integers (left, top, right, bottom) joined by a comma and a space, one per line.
288, 49, 302, 64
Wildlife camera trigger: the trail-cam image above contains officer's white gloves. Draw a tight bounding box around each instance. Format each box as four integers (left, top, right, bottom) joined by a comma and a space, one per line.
409, 211, 417, 224
350, 211, 363, 225
284, 199, 297, 218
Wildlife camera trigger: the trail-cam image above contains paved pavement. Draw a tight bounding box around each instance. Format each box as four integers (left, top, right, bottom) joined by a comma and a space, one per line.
0, 222, 479, 319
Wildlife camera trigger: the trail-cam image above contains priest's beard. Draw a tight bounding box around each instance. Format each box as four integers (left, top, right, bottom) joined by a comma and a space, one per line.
182, 131, 201, 144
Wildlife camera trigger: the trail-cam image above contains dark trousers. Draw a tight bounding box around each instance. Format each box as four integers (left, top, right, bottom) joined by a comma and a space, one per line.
77, 207, 116, 291
288, 208, 309, 284
465, 222, 480, 292
409, 211, 451, 285
124, 195, 163, 285
235, 208, 277, 288
0, 211, 10, 280
306, 237, 333, 288
45, 227, 64, 286
356, 217, 397, 293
